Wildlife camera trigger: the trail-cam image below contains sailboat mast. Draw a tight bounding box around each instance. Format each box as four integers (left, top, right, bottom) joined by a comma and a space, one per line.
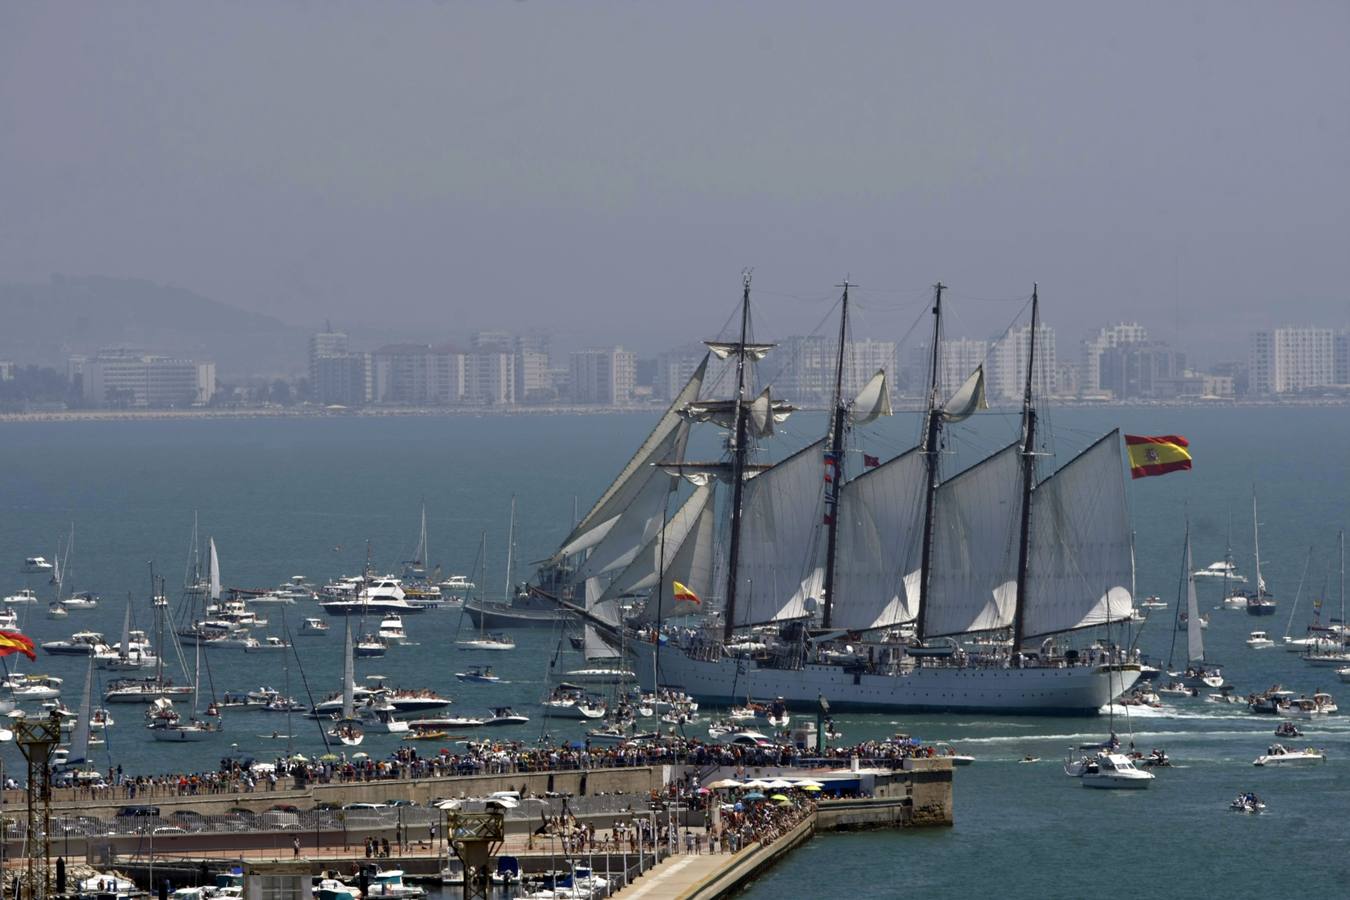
820, 280, 851, 629
1252, 490, 1264, 598
504, 495, 516, 604
1011, 285, 1040, 655
914, 282, 946, 643
722, 273, 755, 642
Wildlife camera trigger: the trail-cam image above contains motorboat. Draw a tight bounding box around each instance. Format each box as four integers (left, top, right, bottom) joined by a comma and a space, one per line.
1253, 744, 1326, 766
456, 634, 515, 652
1173, 665, 1224, 689
1275, 721, 1303, 738
320, 577, 423, 616
439, 575, 476, 593
932, 742, 975, 766
103, 677, 192, 703
482, 707, 530, 726
362, 867, 426, 900
46, 603, 68, 620
316, 879, 363, 900
1246, 631, 1275, 650
3, 588, 40, 605
1176, 612, 1209, 631
1193, 560, 1246, 583
1230, 793, 1265, 814
313, 682, 449, 714
541, 687, 606, 720
1338, 665, 1350, 684
1064, 752, 1155, 788
0, 609, 17, 629
330, 722, 365, 746
1120, 688, 1163, 709
22, 557, 54, 573
562, 667, 636, 685
41, 631, 109, 656
4, 674, 64, 701
1222, 592, 1250, 610
1138, 596, 1168, 609
1248, 686, 1298, 714
242, 591, 295, 605
357, 702, 409, 734
243, 636, 292, 653
456, 666, 502, 684
61, 591, 99, 609
355, 635, 388, 658
1134, 748, 1172, 768
377, 615, 407, 643
302, 617, 330, 635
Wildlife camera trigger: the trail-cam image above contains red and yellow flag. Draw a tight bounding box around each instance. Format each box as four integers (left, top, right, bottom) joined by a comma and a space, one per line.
672, 581, 700, 604
1125, 434, 1192, 479
0, 630, 36, 661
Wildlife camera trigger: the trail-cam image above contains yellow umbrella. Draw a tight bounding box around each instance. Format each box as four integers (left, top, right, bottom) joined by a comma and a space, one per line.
770, 794, 790, 802
800, 784, 822, 792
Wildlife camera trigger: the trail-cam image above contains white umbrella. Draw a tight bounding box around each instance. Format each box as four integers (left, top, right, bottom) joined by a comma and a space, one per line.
708, 778, 742, 789
741, 779, 772, 789
791, 779, 825, 788
764, 779, 796, 789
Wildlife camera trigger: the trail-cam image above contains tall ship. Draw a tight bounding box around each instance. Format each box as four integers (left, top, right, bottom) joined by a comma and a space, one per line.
554, 276, 1140, 715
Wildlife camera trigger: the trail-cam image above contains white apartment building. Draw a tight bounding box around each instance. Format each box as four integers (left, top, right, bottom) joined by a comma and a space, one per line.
80, 350, 215, 407
1080, 323, 1148, 395
1248, 327, 1336, 394
988, 324, 1057, 402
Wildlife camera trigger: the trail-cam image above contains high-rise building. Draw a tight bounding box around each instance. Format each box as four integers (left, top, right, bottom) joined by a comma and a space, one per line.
79, 349, 215, 407
1334, 331, 1349, 387
988, 324, 1056, 402
1098, 341, 1186, 399
1081, 323, 1148, 395
569, 347, 636, 405
370, 344, 464, 404
464, 351, 516, 405
314, 353, 371, 406
308, 328, 349, 386
655, 348, 709, 402
1248, 327, 1336, 395
775, 336, 897, 407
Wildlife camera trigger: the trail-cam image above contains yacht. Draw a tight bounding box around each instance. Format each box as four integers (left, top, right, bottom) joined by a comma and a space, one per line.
456, 634, 515, 652
455, 666, 502, 684
1253, 744, 1326, 766
103, 677, 192, 703
243, 636, 292, 653
1138, 596, 1167, 609
313, 684, 449, 715
540, 688, 606, 720
355, 634, 388, 658
320, 577, 422, 616
3, 588, 40, 605
439, 575, 476, 593
301, 617, 330, 635
46, 603, 68, 620
377, 615, 407, 643
363, 868, 425, 900
481, 707, 530, 726
4, 674, 64, 701
61, 592, 100, 609
1248, 686, 1298, 714
1064, 751, 1155, 788
22, 557, 54, 574
0, 609, 17, 629
1193, 560, 1246, 583
357, 701, 410, 734
1246, 631, 1275, 650
41, 632, 109, 656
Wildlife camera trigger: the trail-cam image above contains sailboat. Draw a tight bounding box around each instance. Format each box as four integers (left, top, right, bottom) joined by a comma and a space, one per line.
402, 503, 445, 608
610, 277, 1139, 713
104, 572, 192, 703
1246, 491, 1277, 615
457, 523, 517, 652
329, 620, 365, 745
1168, 522, 1224, 689
57, 657, 104, 777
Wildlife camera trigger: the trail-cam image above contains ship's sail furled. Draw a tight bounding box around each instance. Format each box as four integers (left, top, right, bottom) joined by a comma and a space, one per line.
831, 448, 926, 630
553, 356, 707, 561
923, 443, 1023, 637
1185, 533, 1204, 663
732, 439, 827, 626
1020, 431, 1135, 639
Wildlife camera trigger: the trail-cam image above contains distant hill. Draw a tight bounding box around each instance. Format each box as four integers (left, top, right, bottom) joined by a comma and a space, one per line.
0, 276, 310, 378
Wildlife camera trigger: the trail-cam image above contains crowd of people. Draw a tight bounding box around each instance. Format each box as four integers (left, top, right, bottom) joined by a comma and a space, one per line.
44, 733, 936, 800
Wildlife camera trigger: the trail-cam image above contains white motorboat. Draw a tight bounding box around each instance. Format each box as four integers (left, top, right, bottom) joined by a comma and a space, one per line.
1193, 560, 1246, 583
243, 591, 295, 605
1138, 596, 1168, 609
481, 707, 530, 726
364, 868, 426, 900
1246, 631, 1275, 650
1338, 665, 1350, 683
439, 575, 476, 593
243, 636, 292, 653
1065, 751, 1155, 788
0, 609, 17, 629
41, 632, 109, 656
1248, 686, 1298, 714
22, 557, 54, 574
320, 577, 422, 616
456, 666, 502, 684
3, 588, 40, 605
355, 634, 388, 658
46, 603, 69, 620
301, 617, 329, 635
562, 667, 636, 685
456, 635, 515, 652
4, 674, 64, 701
1285, 634, 1340, 654
378, 615, 407, 643
1312, 692, 1338, 713
1253, 743, 1326, 766
357, 702, 410, 734
103, 677, 192, 703
330, 722, 365, 746
62, 591, 99, 609
1230, 793, 1266, 814
1222, 593, 1250, 610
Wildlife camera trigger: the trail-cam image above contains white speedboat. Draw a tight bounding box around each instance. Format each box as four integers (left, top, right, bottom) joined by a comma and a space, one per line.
377, 615, 407, 644
243, 636, 292, 653
22, 557, 54, 574
301, 617, 329, 635
481, 707, 530, 726
456, 635, 515, 652
1247, 631, 1275, 650
0, 609, 17, 629
439, 575, 476, 593
1193, 560, 1246, 583
63, 591, 100, 609
456, 666, 502, 684
330, 722, 365, 746
3, 588, 40, 605
4, 674, 63, 701
1285, 634, 1340, 653
1065, 752, 1155, 788
355, 635, 388, 658
1337, 665, 1350, 683
1230, 793, 1266, 814
41, 631, 109, 656
1253, 743, 1326, 766
357, 703, 410, 734
46, 603, 69, 620
364, 868, 425, 900
1138, 596, 1168, 609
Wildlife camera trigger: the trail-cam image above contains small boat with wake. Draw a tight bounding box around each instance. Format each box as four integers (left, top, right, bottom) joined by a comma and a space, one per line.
1253, 743, 1326, 766
1230, 792, 1265, 814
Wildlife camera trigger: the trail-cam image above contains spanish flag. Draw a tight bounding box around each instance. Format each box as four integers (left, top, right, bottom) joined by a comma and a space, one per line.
0, 630, 35, 661
672, 581, 700, 604
1125, 434, 1192, 479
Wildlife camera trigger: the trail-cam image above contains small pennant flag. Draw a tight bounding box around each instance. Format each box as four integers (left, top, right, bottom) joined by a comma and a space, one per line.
672, 581, 700, 604
0, 630, 36, 661
1125, 434, 1192, 479
823, 514, 835, 526
863, 453, 880, 468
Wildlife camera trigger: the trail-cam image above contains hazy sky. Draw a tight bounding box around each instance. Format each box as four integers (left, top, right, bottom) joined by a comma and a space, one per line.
3, 1, 1347, 359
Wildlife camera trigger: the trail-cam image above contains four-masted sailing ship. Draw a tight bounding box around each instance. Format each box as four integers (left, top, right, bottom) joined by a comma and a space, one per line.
542, 274, 1142, 714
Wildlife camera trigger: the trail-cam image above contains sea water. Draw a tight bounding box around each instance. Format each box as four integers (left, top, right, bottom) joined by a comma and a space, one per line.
2, 407, 1349, 896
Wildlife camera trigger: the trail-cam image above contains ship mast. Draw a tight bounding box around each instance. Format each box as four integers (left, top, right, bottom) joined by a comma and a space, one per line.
820, 280, 852, 629
1011, 285, 1039, 656
722, 273, 755, 641
914, 282, 946, 643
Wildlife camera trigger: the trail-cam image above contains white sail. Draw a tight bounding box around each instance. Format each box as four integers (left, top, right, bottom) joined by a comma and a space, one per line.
633, 486, 717, 623
574, 464, 676, 580
682, 395, 795, 432
554, 357, 706, 559
850, 370, 893, 426
120, 599, 132, 660
733, 439, 827, 626
831, 448, 926, 630
923, 443, 1023, 637
583, 625, 620, 660
342, 618, 355, 720
208, 537, 221, 602
67, 656, 95, 765
941, 365, 988, 422
603, 484, 715, 608
1186, 532, 1204, 663
1020, 432, 1135, 638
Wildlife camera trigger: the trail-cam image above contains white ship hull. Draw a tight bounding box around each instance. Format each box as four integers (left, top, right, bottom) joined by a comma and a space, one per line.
639, 645, 1140, 715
